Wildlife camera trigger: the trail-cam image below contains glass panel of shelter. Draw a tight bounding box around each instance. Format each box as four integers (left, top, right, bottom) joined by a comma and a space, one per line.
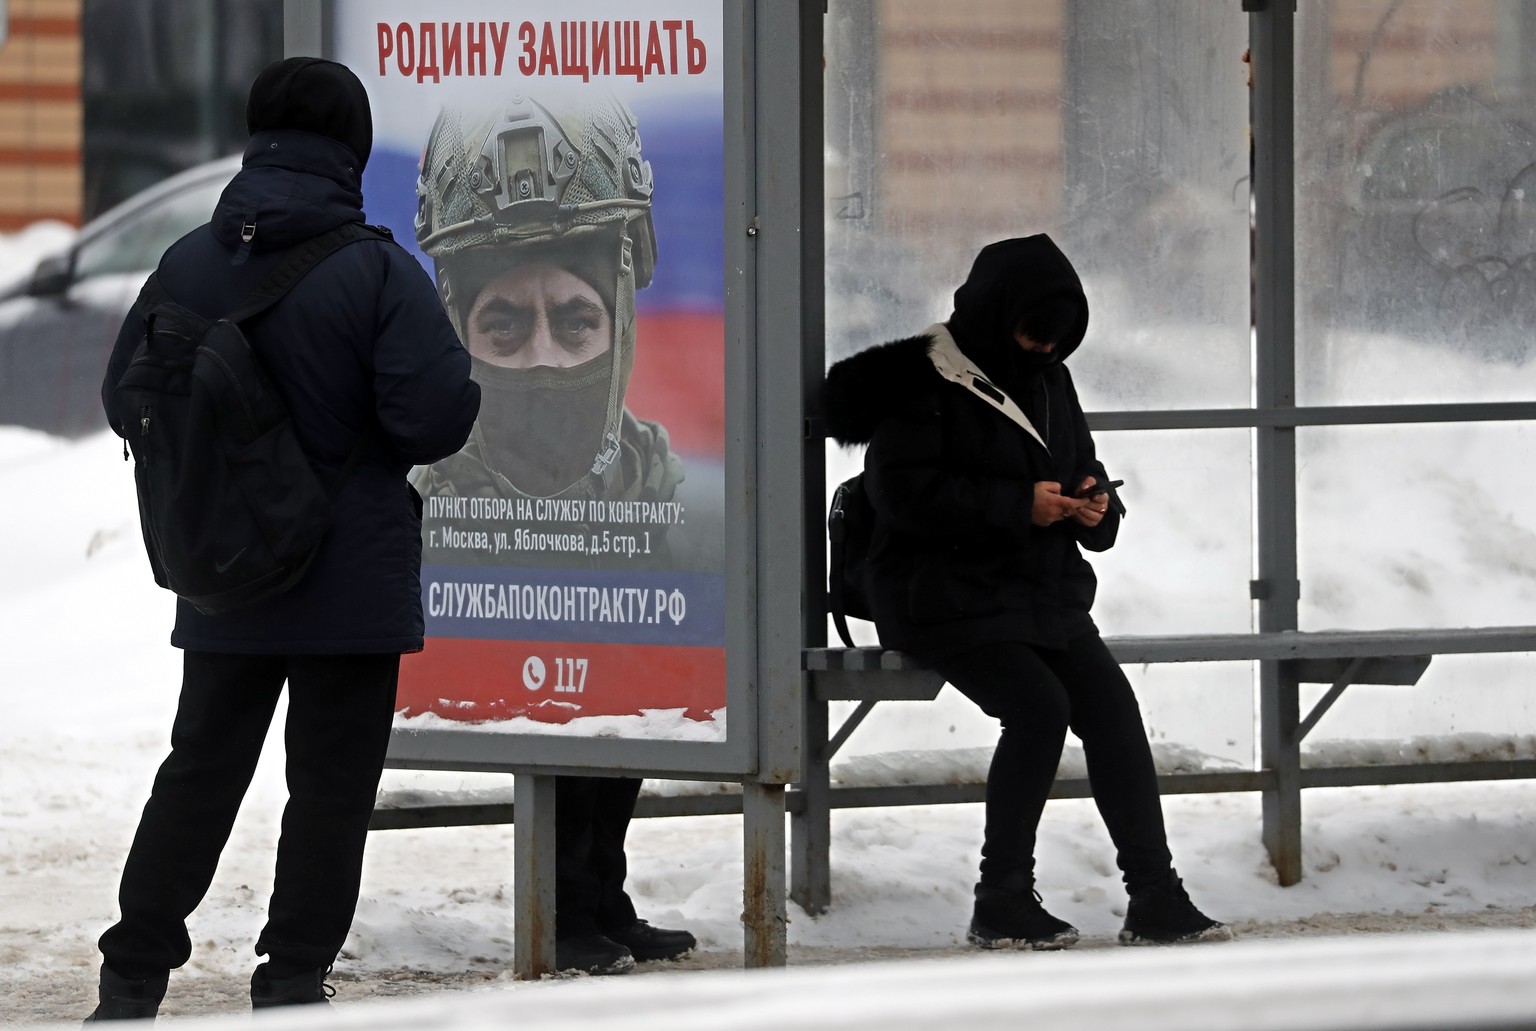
821, 1, 1256, 767
1296, 0, 1536, 406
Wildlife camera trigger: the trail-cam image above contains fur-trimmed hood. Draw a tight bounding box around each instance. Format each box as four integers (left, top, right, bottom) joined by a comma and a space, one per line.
824, 233, 1089, 447
823, 332, 944, 446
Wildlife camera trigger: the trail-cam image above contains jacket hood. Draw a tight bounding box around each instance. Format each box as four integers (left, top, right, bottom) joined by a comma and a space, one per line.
823, 333, 944, 447
825, 235, 1090, 448
246, 56, 372, 169
945, 234, 1089, 381
211, 130, 365, 255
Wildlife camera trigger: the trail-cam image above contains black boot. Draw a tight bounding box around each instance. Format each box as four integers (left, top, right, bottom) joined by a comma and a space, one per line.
83, 963, 167, 1023
1119, 872, 1234, 945
967, 877, 1079, 950
605, 919, 697, 962
250, 964, 336, 1008
554, 933, 636, 975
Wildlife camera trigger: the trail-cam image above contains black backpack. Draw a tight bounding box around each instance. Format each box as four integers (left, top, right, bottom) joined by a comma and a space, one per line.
111, 221, 385, 615
827, 472, 877, 647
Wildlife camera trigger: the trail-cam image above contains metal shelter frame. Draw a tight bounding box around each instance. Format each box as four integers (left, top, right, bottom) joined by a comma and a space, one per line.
799, 0, 1536, 910
288, 0, 1536, 972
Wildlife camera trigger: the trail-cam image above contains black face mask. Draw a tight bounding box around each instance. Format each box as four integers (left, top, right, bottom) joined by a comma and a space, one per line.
1008, 344, 1060, 372
970, 339, 1057, 403
470, 354, 613, 498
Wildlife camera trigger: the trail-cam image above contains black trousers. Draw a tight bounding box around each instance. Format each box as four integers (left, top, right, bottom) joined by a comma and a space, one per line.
554, 775, 641, 938
924, 632, 1173, 892
98, 650, 400, 980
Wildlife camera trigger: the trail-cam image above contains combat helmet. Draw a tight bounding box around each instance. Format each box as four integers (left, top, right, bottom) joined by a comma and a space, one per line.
415, 90, 656, 329
416, 90, 658, 499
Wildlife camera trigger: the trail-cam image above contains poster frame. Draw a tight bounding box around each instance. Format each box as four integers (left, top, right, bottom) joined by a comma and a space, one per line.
287, 0, 807, 783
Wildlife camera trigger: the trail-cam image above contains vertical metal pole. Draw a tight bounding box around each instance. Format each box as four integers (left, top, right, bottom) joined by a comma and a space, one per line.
743, 781, 788, 967
785, 0, 829, 924
790, 695, 830, 914
743, 0, 819, 965
800, 17, 828, 652
199, 0, 221, 160
1260, 660, 1302, 883
281, 0, 325, 57
1249, 0, 1303, 886
512, 774, 556, 979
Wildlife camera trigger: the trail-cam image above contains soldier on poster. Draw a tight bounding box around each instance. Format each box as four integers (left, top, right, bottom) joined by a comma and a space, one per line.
410, 89, 711, 573
411, 88, 699, 974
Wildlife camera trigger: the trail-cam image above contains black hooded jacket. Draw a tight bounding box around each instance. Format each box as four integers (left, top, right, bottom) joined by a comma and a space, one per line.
824, 235, 1123, 655
101, 130, 480, 654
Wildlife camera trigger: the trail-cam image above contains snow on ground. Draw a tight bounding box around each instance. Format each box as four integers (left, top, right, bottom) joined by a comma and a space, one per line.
5, 209, 1536, 1027
5, 422, 1536, 1028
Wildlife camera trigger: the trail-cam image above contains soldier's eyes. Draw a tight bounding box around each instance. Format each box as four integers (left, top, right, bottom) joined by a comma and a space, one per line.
553, 313, 603, 340
476, 311, 533, 352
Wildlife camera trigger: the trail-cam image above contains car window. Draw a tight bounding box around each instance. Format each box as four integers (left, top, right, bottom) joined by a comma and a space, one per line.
73, 174, 227, 282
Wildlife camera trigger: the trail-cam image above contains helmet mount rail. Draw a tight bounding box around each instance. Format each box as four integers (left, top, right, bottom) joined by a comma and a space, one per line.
415, 199, 653, 255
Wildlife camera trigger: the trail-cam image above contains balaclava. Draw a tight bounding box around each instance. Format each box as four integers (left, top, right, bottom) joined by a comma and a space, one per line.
245, 56, 373, 169
462, 240, 634, 498
946, 234, 1090, 395
414, 93, 657, 500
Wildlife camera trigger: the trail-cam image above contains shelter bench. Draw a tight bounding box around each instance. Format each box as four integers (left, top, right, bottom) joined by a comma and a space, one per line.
370, 626, 1536, 917
793, 626, 1536, 913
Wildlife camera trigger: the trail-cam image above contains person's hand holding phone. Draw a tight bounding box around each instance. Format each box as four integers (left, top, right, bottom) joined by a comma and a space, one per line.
1030, 481, 1081, 526
1070, 477, 1122, 527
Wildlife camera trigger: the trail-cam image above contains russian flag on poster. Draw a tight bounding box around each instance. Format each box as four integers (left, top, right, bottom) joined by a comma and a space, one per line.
338, 1, 731, 733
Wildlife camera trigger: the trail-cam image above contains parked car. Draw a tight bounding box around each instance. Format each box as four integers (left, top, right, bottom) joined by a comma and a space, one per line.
0, 155, 241, 437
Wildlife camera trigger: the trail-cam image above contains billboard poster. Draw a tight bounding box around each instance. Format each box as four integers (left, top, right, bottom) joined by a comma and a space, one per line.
333, 3, 727, 739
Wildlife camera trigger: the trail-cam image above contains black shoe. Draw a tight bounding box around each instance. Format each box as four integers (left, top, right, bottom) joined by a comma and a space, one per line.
83, 964, 167, 1023
1118, 873, 1234, 945
554, 933, 636, 975
250, 964, 336, 1009
605, 919, 697, 962
967, 882, 1079, 950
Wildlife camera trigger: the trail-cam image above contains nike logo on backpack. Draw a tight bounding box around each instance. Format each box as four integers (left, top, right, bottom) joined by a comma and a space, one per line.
215, 548, 248, 573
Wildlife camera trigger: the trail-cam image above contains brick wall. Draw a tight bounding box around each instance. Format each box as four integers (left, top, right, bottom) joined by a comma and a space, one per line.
874, 0, 1064, 269
1324, 0, 1500, 107
867, 0, 1509, 274
0, 0, 81, 230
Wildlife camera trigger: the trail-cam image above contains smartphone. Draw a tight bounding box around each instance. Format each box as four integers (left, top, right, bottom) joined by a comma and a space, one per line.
1073, 479, 1124, 499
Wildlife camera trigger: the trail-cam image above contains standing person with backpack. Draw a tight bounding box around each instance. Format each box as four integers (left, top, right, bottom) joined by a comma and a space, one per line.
88, 58, 479, 1020
822, 235, 1232, 951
